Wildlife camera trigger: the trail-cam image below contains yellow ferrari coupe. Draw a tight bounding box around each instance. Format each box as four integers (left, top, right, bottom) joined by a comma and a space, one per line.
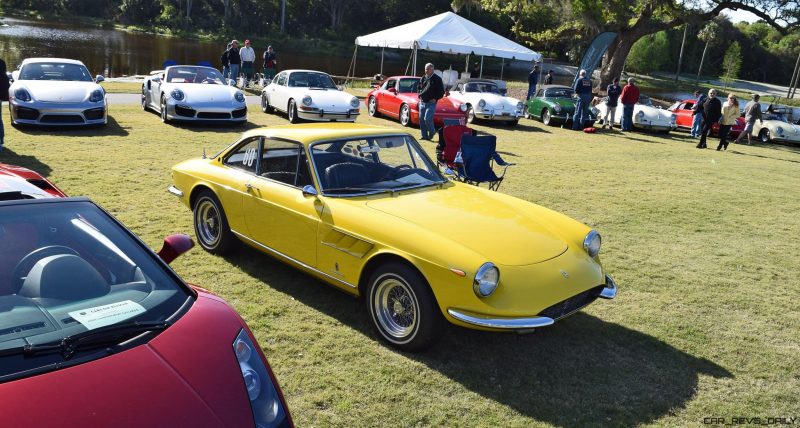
169, 123, 617, 351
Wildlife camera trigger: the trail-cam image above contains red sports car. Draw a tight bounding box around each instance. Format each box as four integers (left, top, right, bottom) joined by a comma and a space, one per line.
367, 75, 467, 127
669, 99, 745, 137
0, 167, 292, 427
0, 163, 67, 198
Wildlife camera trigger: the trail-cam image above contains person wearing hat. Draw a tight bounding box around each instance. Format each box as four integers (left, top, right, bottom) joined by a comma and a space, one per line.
239, 39, 255, 88
262, 45, 278, 82
227, 40, 241, 86
544, 70, 554, 85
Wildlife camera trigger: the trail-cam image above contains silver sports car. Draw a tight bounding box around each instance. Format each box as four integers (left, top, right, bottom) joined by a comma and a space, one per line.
142, 66, 247, 124
8, 58, 107, 126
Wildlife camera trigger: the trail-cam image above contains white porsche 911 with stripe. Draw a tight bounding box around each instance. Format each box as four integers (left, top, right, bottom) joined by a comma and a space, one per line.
8, 58, 107, 126
142, 65, 247, 124
261, 69, 360, 123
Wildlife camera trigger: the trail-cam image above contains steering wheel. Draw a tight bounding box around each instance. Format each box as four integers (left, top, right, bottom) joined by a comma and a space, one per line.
11, 245, 79, 292
380, 164, 413, 181
200, 77, 216, 84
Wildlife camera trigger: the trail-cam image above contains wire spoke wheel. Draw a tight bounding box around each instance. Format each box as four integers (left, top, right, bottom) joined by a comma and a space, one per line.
373, 276, 418, 340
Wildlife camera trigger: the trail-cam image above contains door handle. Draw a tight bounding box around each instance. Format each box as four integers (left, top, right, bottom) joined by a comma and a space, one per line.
245, 183, 258, 192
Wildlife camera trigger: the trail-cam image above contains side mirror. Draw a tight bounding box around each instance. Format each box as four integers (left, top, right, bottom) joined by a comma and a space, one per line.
153, 76, 162, 83
158, 234, 194, 264
336, 85, 344, 91
11, 71, 19, 81
302, 185, 318, 197
387, 87, 396, 94
95, 75, 105, 83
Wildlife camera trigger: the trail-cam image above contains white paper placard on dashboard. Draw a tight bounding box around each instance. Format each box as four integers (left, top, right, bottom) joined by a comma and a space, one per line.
68, 300, 147, 330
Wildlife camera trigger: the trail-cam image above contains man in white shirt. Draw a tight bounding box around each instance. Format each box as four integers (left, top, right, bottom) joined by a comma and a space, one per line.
239, 39, 256, 87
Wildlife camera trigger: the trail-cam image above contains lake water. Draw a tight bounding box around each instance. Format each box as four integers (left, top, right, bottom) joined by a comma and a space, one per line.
0, 16, 531, 80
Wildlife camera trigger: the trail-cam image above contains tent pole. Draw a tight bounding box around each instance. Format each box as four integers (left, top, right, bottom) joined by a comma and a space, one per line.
412, 43, 418, 76
500, 58, 504, 80
353, 45, 358, 81
480, 56, 484, 78
465, 54, 469, 74
380, 47, 384, 76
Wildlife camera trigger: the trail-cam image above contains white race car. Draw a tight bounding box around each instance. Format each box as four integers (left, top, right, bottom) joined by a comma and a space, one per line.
448, 79, 524, 125
8, 58, 107, 126
752, 104, 800, 144
596, 95, 676, 132
261, 69, 360, 123
142, 65, 247, 123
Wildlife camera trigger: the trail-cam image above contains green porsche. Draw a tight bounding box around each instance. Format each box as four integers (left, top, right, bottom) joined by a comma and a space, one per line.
525, 85, 595, 127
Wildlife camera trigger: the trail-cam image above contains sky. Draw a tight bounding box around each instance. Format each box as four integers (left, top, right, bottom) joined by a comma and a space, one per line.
723, 8, 762, 24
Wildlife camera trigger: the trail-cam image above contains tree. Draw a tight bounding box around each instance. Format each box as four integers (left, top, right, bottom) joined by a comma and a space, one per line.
721, 42, 742, 88
451, 0, 482, 15
324, 0, 349, 29
696, 21, 722, 81
626, 31, 670, 74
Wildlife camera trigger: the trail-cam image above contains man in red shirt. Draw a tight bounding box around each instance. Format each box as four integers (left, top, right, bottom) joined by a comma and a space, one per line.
619, 78, 640, 131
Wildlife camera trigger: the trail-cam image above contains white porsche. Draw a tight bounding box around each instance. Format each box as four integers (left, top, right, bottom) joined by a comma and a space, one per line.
8, 58, 107, 126
448, 79, 524, 126
261, 69, 360, 123
753, 104, 800, 144
596, 94, 676, 132
142, 65, 247, 123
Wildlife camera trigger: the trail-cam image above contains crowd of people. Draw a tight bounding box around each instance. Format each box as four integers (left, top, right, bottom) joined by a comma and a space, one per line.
219, 39, 278, 88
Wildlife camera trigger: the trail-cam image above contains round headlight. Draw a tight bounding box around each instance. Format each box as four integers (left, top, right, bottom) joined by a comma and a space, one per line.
14, 88, 31, 102
670, 114, 677, 122
478, 99, 486, 108
516, 102, 524, 111
234, 337, 253, 362
240, 365, 262, 401
89, 89, 104, 103
583, 230, 602, 258
170, 89, 184, 101
473, 262, 500, 297
302, 95, 312, 106
553, 104, 562, 112
235, 91, 246, 103
459, 103, 467, 112
350, 97, 360, 108
636, 111, 645, 119
777, 126, 784, 135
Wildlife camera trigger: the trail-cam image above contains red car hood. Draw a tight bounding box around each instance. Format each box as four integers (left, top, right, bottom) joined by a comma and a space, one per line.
0, 294, 256, 428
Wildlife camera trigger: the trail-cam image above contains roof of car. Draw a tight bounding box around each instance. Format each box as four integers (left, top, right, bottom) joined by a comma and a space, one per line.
239, 123, 410, 145
21, 58, 85, 66
279, 69, 333, 75
539, 85, 572, 91
455, 78, 500, 85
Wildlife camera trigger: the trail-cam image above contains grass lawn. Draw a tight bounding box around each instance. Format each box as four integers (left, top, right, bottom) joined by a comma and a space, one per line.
2, 105, 799, 427
100, 81, 144, 94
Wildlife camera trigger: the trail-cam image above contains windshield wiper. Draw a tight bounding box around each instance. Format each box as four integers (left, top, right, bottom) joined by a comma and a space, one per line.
1, 321, 170, 360
322, 186, 392, 195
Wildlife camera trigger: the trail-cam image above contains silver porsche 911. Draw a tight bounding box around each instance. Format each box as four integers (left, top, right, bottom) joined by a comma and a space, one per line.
8, 58, 107, 126
141, 65, 247, 124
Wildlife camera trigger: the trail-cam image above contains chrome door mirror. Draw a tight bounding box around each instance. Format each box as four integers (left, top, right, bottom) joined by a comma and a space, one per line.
302, 185, 318, 197
95, 75, 105, 83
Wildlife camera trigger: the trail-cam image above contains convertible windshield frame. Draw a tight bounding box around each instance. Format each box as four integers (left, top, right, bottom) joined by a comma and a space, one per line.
308, 134, 447, 198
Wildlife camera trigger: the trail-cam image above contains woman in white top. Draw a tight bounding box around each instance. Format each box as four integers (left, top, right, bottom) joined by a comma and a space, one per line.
717, 94, 740, 151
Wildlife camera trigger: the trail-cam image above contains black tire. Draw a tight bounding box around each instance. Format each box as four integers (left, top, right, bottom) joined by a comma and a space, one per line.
542, 109, 552, 126
287, 99, 299, 123
399, 104, 411, 127
192, 191, 235, 255
508, 119, 518, 127
366, 262, 443, 352
160, 95, 169, 123
368, 96, 379, 117
466, 106, 475, 124
141, 86, 149, 111
759, 129, 770, 143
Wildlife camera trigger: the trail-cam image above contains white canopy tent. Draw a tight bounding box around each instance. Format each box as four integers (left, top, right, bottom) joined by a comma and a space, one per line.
353, 11, 541, 78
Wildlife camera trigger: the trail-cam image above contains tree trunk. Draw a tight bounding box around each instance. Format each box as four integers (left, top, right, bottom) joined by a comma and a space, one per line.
598, 34, 635, 89
186, 0, 193, 19
675, 24, 687, 82
697, 40, 710, 82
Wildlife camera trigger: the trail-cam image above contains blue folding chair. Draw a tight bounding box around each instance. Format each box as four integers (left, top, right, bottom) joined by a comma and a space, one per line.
162, 59, 177, 69
455, 135, 514, 191
196, 60, 213, 68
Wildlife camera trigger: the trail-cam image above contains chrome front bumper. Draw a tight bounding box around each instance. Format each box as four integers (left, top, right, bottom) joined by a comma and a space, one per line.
447, 275, 617, 330
167, 185, 184, 197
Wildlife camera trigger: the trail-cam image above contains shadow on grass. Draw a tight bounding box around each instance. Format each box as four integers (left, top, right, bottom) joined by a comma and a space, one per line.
226, 244, 732, 427
0, 148, 53, 177
141, 108, 263, 133
727, 149, 800, 164
12, 115, 128, 137
477, 120, 550, 134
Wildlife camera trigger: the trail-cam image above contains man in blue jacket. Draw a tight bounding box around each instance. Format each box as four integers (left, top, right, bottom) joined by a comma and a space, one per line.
572, 69, 593, 130
690, 90, 706, 138
527, 64, 539, 100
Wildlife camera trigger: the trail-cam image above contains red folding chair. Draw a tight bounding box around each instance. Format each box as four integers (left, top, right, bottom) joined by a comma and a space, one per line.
436, 124, 473, 170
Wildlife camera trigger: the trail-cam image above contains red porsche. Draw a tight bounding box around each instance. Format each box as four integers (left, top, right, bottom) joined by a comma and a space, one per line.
367, 75, 467, 127
669, 99, 745, 137
0, 166, 292, 427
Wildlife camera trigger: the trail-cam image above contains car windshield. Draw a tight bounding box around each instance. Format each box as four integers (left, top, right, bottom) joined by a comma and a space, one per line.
166, 67, 225, 84
310, 135, 446, 196
544, 88, 573, 98
464, 82, 500, 94
0, 201, 191, 378
18, 63, 93, 82
398, 78, 419, 93
638, 95, 653, 106
287, 72, 337, 89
